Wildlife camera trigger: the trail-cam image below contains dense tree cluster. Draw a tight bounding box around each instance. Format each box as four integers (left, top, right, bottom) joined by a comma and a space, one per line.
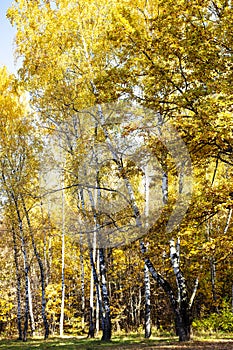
0, 0, 232, 343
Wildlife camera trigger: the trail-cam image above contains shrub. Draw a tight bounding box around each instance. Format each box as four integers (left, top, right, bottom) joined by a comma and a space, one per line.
193, 303, 233, 333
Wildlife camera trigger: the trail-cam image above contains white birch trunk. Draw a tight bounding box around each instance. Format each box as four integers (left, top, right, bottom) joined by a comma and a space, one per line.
12, 225, 23, 340
79, 238, 85, 331
95, 248, 100, 335
21, 196, 49, 339
79, 188, 97, 338
144, 164, 151, 338
28, 277, 35, 336
144, 263, 151, 338
60, 176, 65, 337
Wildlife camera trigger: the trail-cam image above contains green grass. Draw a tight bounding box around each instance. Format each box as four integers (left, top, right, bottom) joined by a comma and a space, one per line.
0, 333, 233, 350
0, 334, 177, 350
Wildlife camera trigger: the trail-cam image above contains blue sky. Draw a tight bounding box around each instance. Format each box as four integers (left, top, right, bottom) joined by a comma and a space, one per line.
0, 1, 17, 73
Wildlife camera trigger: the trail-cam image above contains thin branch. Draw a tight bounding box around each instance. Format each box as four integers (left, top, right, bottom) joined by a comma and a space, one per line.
189, 275, 199, 310
211, 155, 219, 185
223, 208, 232, 235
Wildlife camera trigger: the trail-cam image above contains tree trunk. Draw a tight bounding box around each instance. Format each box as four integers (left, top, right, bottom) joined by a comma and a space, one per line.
158, 114, 168, 205
84, 155, 112, 341
80, 241, 85, 332
23, 264, 29, 342
18, 216, 29, 342
8, 193, 29, 341
144, 263, 151, 338
99, 248, 111, 341
21, 197, 49, 339
60, 181, 65, 337
129, 289, 135, 327
88, 278, 95, 338
170, 238, 191, 341
79, 188, 97, 338
88, 247, 95, 338
41, 201, 50, 287
12, 225, 23, 340
89, 247, 103, 337
206, 220, 219, 313
96, 248, 100, 336
174, 313, 191, 342
28, 278, 35, 336
144, 165, 151, 338
3, 184, 29, 341
136, 287, 142, 329
141, 242, 192, 342
210, 257, 218, 311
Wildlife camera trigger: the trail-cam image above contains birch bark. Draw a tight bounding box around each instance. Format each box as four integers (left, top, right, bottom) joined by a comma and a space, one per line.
21, 197, 49, 339
144, 165, 151, 338
12, 225, 23, 340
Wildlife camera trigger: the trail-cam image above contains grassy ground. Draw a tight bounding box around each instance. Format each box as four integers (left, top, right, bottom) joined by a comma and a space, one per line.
0, 334, 233, 350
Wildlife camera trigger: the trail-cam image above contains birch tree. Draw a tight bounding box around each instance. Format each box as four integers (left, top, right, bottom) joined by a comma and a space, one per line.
0, 67, 49, 340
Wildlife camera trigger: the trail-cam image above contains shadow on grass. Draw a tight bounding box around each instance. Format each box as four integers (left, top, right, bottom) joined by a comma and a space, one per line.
0, 335, 178, 350
1, 335, 233, 350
